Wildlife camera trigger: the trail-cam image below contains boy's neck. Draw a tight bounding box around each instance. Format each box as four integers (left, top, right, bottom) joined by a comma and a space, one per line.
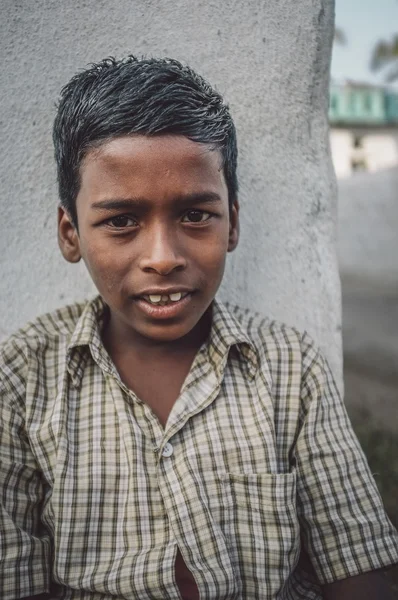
100, 306, 214, 427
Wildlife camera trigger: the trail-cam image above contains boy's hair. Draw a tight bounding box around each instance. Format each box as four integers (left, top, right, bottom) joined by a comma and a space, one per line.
53, 56, 238, 227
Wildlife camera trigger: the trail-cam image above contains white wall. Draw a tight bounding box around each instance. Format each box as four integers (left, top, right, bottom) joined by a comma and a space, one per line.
330, 127, 398, 178
0, 0, 342, 383
364, 132, 398, 172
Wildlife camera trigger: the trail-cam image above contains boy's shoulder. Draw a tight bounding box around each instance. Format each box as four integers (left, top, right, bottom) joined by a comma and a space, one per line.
222, 302, 327, 393
223, 302, 320, 362
0, 298, 92, 375
223, 303, 332, 417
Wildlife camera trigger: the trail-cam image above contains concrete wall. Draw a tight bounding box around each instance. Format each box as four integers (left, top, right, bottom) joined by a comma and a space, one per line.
0, 0, 342, 383
338, 167, 398, 285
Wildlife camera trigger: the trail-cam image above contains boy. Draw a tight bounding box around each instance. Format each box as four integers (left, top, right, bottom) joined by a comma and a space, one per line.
0, 56, 397, 600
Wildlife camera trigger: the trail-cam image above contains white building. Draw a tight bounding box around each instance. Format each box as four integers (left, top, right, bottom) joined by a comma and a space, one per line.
329, 82, 398, 179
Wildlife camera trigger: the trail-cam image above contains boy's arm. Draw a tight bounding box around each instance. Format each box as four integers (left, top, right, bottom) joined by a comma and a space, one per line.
21, 596, 50, 600
323, 570, 396, 599
295, 333, 398, 591
0, 356, 51, 600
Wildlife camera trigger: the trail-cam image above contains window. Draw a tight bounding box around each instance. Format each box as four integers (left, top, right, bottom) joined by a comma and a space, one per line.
351, 158, 367, 172
353, 135, 363, 148
363, 93, 372, 112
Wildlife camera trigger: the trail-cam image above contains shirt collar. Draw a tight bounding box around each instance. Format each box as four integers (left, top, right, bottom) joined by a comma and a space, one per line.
66, 295, 114, 387
207, 299, 258, 381
66, 295, 258, 388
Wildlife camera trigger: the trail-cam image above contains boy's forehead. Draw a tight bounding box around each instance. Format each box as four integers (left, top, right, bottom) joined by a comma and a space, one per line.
78, 134, 228, 202
85, 135, 222, 169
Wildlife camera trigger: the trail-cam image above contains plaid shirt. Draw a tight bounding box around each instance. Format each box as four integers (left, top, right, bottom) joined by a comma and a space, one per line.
1, 296, 397, 600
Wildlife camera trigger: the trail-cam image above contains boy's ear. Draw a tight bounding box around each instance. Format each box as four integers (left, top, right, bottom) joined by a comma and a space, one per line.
228, 199, 239, 252
58, 206, 81, 263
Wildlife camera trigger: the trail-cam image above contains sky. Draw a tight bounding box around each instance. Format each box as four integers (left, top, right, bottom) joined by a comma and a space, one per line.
331, 0, 398, 85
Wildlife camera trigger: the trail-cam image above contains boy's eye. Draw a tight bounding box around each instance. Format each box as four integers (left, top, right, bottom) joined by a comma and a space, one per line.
182, 210, 211, 223
107, 215, 137, 228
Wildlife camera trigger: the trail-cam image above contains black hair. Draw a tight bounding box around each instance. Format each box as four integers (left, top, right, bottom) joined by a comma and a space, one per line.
53, 56, 238, 227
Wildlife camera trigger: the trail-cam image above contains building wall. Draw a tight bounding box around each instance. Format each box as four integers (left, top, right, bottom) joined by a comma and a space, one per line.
330, 130, 355, 179
330, 127, 398, 178
363, 132, 398, 172
0, 0, 342, 383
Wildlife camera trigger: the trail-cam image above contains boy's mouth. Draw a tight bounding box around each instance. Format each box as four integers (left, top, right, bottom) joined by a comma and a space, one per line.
134, 290, 193, 320
133, 288, 195, 319
141, 291, 190, 306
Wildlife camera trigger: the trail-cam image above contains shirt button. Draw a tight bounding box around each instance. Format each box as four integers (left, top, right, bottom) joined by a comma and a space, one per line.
162, 442, 174, 458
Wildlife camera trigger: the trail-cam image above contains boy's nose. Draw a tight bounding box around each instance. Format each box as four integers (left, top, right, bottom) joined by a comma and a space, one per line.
138, 227, 187, 275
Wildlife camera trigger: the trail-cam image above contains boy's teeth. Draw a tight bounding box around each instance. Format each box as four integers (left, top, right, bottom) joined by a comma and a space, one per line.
169, 292, 182, 302
146, 292, 185, 304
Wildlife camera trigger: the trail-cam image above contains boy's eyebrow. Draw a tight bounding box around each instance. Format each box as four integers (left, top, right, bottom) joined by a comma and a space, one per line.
91, 192, 222, 211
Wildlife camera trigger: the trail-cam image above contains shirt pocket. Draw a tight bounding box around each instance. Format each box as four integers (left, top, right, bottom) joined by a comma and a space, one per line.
220, 471, 300, 596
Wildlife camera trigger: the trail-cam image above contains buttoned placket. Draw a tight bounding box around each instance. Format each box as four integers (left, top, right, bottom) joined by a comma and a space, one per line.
154, 368, 239, 599
96, 334, 241, 598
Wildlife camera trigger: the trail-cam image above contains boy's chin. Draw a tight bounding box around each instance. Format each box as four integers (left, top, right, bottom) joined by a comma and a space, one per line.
135, 321, 202, 344
130, 309, 213, 347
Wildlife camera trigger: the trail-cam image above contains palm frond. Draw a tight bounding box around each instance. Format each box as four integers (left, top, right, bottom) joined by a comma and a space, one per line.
370, 35, 398, 80
386, 62, 398, 83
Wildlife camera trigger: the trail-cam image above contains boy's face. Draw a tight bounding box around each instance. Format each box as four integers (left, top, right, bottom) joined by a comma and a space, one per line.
58, 135, 239, 345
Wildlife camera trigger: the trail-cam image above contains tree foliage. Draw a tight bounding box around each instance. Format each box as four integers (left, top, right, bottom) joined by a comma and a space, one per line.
370, 34, 398, 82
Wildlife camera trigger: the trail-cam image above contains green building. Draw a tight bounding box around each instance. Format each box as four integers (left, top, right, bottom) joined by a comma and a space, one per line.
329, 82, 398, 126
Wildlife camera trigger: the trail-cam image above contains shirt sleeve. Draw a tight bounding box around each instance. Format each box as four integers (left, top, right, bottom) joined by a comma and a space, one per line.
295, 332, 398, 585
0, 341, 51, 600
